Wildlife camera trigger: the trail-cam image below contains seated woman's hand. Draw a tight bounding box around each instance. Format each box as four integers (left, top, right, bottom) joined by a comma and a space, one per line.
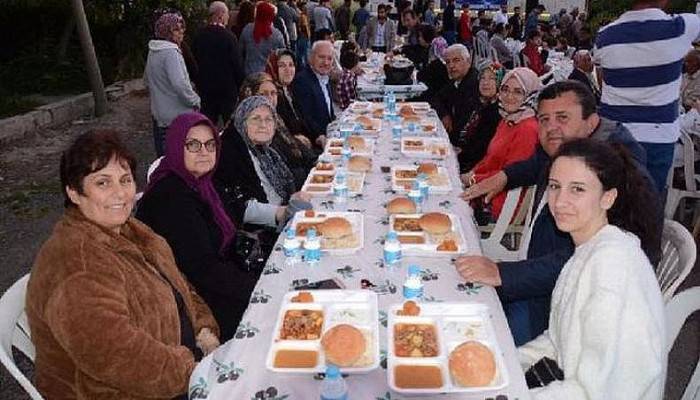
196, 328, 220, 356
454, 256, 501, 287
290, 191, 312, 203
460, 172, 475, 187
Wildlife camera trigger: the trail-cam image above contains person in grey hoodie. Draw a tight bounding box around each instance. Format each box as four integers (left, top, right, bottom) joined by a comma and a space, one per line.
144, 13, 201, 156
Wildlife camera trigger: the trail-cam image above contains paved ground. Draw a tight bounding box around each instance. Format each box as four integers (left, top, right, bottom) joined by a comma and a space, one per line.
0, 92, 698, 399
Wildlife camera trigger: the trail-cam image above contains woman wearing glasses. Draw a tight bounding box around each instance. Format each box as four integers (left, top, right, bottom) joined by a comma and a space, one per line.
461, 67, 541, 223
137, 112, 259, 341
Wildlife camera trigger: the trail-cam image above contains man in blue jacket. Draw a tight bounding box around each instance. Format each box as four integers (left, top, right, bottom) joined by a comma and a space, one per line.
291, 40, 336, 148
456, 80, 658, 345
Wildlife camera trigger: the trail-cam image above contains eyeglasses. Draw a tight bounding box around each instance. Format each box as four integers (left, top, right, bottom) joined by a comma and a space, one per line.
500, 85, 526, 97
185, 139, 217, 153
259, 89, 279, 98
247, 115, 276, 127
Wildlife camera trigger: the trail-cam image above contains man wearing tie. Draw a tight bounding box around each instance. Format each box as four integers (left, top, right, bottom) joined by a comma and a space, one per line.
291, 40, 336, 148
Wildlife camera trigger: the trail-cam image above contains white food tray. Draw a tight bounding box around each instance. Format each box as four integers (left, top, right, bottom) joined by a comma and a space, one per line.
397, 101, 431, 115
388, 213, 467, 256
265, 290, 380, 374
301, 169, 366, 197
289, 211, 364, 254
323, 137, 375, 157
390, 165, 452, 194
400, 137, 450, 159
387, 302, 509, 394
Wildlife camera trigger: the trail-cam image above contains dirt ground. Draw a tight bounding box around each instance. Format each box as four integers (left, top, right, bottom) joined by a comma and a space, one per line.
0, 92, 697, 399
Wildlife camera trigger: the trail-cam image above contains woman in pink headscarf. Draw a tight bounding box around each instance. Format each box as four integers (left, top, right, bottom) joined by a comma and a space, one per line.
463, 67, 542, 222
239, 2, 285, 75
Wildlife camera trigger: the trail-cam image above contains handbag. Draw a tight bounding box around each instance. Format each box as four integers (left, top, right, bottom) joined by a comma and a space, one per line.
231, 230, 267, 272
525, 357, 564, 389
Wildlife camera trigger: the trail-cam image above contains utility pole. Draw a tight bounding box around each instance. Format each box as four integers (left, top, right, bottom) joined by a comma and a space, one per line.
71, 0, 109, 116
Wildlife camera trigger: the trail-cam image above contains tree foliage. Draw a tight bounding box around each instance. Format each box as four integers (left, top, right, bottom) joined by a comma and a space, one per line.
587, 0, 696, 32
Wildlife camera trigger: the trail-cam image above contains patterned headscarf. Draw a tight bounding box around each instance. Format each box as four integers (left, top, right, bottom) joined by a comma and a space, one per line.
233, 96, 296, 202
154, 13, 185, 43
145, 112, 236, 255
265, 49, 296, 84
498, 67, 543, 125
429, 37, 448, 63
254, 2, 276, 43
479, 62, 506, 87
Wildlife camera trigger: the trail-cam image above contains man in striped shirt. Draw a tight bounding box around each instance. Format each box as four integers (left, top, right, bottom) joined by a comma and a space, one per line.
593, 0, 700, 194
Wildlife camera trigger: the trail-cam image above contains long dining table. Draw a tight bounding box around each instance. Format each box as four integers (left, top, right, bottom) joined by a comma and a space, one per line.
188, 102, 531, 400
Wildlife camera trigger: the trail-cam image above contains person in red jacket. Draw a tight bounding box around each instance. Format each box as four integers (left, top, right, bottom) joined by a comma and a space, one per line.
521, 30, 550, 76
462, 67, 542, 222
458, 3, 473, 47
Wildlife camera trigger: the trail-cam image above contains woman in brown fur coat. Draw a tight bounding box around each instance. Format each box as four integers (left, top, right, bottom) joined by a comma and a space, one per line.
26, 130, 220, 400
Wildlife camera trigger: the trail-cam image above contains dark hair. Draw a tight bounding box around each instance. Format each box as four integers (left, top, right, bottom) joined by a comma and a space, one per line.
544, 35, 557, 48
527, 30, 541, 41
377, 4, 386, 12
402, 9, 416, 18
552, 139, 662, 263
359, 0, 368, 7
60, 130, 137, 208
419, 24, 436, 43
314, 28, 333, 41
538, 80, 597, 119
557, 36, 568, 47
340, 49, 360, 70
494, 23, 505, 34
536, 4, 546, 11
340, 40, 359, 55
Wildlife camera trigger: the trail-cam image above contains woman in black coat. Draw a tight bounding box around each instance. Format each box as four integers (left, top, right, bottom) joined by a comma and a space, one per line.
137, 112, 259, 341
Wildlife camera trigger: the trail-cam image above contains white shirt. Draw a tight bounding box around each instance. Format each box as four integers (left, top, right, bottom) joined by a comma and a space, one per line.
314, 71, 332, 114
519, 225, 666, 400
494, 10, 508, 26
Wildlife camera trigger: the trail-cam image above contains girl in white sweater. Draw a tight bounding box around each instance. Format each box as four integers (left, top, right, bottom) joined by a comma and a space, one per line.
519, 139, 666, 400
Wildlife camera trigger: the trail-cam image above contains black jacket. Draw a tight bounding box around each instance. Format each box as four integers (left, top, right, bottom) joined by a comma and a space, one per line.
457, 101, 501, 173
291, 66, 336, 141
442, 3, 455, 31
416, 59, 450, 103
136, 174, 260, 341
430, 67, 480, 141
277, 90, 310, 137
192, 25, 244, 100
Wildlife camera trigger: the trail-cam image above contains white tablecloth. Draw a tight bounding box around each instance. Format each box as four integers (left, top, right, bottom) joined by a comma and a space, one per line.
188, 106, 531, 400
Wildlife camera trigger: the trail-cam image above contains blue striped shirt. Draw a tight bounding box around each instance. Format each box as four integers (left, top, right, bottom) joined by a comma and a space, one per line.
593, 8, 700, 143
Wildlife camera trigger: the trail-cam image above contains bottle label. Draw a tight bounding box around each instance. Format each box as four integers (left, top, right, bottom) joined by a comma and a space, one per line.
403, 285, 423, 299
283, 244, 298, 258
384, 248, 401, 264
321, 394, 348, 400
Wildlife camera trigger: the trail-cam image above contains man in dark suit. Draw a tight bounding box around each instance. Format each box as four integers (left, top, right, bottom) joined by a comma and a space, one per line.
568, 50, 600, 103
291, 40, 336, 147
192, 1, 245, 126
430, 44, 479, 144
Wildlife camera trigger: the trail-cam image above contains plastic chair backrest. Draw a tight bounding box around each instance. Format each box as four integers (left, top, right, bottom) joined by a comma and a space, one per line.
657, 219, 696, 303
0, 274, 44, 399
480, 186, 535, 262
665, 287, 700, 400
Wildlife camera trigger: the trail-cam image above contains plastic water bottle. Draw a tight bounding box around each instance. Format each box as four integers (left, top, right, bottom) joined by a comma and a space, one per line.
320, 365, 348, 400
340, 124, 352, 140
384, 231, 402, 268
391, 122, 402, 142
341, 142, 351, 165
304, 228, 321, 265
283, 228, 301, 266
408, 181, 423, 212
407, 121, 417, 134
403, 265, 424, 300
333, 172, 348, 205
417, 173, 430, 201
388, 90, 396, 113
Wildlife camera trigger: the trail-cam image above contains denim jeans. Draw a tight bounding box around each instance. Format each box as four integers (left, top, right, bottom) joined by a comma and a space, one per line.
640, 141, 675, 196
152, 119, 167, 157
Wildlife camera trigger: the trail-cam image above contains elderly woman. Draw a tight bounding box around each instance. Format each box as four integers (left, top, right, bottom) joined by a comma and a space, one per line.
240, 1, 285, 75
516, 139, 664, 399
416, 36, 450, 102
462, 67, 541, 222
238, 72, 318, 187
26, 130, 218, 400
144, 13, 200, 156
265, 49, 311, 141
456, 63, 504, 173
215, 96, 310, 244
137, 113, 259, 341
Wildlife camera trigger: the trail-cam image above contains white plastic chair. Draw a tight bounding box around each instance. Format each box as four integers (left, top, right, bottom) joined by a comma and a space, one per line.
657, 219, 697, 303
480, 186, 536, 262
666, 131, 700, 219
0, 274, 43, 399
665, 287, 700, 400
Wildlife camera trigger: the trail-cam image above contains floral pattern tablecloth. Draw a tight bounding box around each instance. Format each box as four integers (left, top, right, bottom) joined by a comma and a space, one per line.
188, 107, 531, 400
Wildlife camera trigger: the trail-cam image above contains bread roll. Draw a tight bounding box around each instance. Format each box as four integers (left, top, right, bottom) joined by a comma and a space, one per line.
448, 341, 497, 387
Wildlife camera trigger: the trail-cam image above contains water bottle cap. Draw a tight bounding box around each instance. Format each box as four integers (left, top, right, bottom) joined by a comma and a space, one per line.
408, 265, 422, 275
307, 228, 317, 239
325, 364, 340, 378
386, 231, 397, 241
